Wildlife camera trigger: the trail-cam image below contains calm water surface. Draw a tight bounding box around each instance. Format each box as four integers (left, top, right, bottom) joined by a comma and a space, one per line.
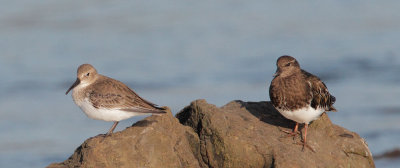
0, 1, 400, 167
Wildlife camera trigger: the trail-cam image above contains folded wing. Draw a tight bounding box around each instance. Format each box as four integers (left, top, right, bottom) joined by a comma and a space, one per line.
303, 70, 337, 112
89, 78, 166, 114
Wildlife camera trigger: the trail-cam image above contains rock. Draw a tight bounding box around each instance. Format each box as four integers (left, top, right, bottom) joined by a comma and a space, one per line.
176, 100, 375, 168
48, 100, 375, 168
47, 108, 203, 168
375, 148, 400, 159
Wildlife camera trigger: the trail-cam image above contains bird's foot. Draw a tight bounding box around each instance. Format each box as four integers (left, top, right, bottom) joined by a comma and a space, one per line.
98, 133, 112, 142
295, 140, 315, 153
278, 127, 300, 139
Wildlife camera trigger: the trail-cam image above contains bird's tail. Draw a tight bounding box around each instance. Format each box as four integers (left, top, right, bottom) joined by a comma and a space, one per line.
328, 95, 337, 112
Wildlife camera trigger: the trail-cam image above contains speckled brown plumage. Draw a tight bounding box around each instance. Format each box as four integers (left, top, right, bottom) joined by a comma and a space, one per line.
270, 71, 311, 111
302, 70, 336, 112
269, 56, 336, 112
87, 75, 165, 113
269, 55, 336, 152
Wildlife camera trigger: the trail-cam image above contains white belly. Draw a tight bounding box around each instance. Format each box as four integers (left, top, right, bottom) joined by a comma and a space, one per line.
277, 106, 324, 124
74, 98, 144, 122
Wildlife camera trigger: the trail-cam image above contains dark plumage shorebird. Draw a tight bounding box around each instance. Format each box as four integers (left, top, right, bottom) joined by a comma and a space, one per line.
66, 64, 166, 135
269, 55, 336, 151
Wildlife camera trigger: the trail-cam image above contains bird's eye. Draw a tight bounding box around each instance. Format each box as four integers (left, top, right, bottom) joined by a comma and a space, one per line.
285, 63, 291, 67
86, 73, 90, 76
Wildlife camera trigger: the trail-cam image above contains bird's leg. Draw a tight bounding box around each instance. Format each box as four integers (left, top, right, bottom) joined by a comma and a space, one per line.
106, 121, 119, 136
296, 123, 315, 152
279, 122, 300, 139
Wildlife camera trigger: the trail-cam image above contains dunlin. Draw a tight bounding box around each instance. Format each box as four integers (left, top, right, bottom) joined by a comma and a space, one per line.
269, 55, 336, 151
66, 64, 166, 135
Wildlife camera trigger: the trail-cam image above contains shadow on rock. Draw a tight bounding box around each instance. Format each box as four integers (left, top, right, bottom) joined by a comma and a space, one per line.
235, 100, 295, 130
131, 120, 157, 127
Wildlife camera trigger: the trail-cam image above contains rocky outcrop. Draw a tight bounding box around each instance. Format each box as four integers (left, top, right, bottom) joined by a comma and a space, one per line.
375, 148, 400, 160
47, 109, 202, 168
48, 100, 375, 168
177, 100, 375, 168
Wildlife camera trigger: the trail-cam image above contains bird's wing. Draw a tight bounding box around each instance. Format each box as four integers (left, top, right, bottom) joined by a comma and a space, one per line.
89, 77, 165, 114
302, 70, 337, 112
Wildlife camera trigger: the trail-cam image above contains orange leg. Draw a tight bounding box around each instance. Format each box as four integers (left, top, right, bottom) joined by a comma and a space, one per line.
280, 122, 300, 138
298, 123, 315, 152
303, 123, 308, 145
293, 122, 299, 134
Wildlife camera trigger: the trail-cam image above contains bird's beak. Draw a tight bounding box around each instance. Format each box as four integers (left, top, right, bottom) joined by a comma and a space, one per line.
66, 78, 80, 95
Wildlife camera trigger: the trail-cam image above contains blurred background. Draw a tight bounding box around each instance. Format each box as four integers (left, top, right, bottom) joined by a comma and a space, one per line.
0, 0, 399, 167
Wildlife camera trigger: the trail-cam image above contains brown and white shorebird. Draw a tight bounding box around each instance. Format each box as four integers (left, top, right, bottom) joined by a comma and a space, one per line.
269, 55, 336, 151
66, 64, 166, 135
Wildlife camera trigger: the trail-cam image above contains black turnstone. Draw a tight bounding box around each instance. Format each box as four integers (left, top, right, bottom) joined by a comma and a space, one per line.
269, 55, 336, 151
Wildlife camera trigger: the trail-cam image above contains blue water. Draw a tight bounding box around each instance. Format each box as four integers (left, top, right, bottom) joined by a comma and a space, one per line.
1, 1, 399, 167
